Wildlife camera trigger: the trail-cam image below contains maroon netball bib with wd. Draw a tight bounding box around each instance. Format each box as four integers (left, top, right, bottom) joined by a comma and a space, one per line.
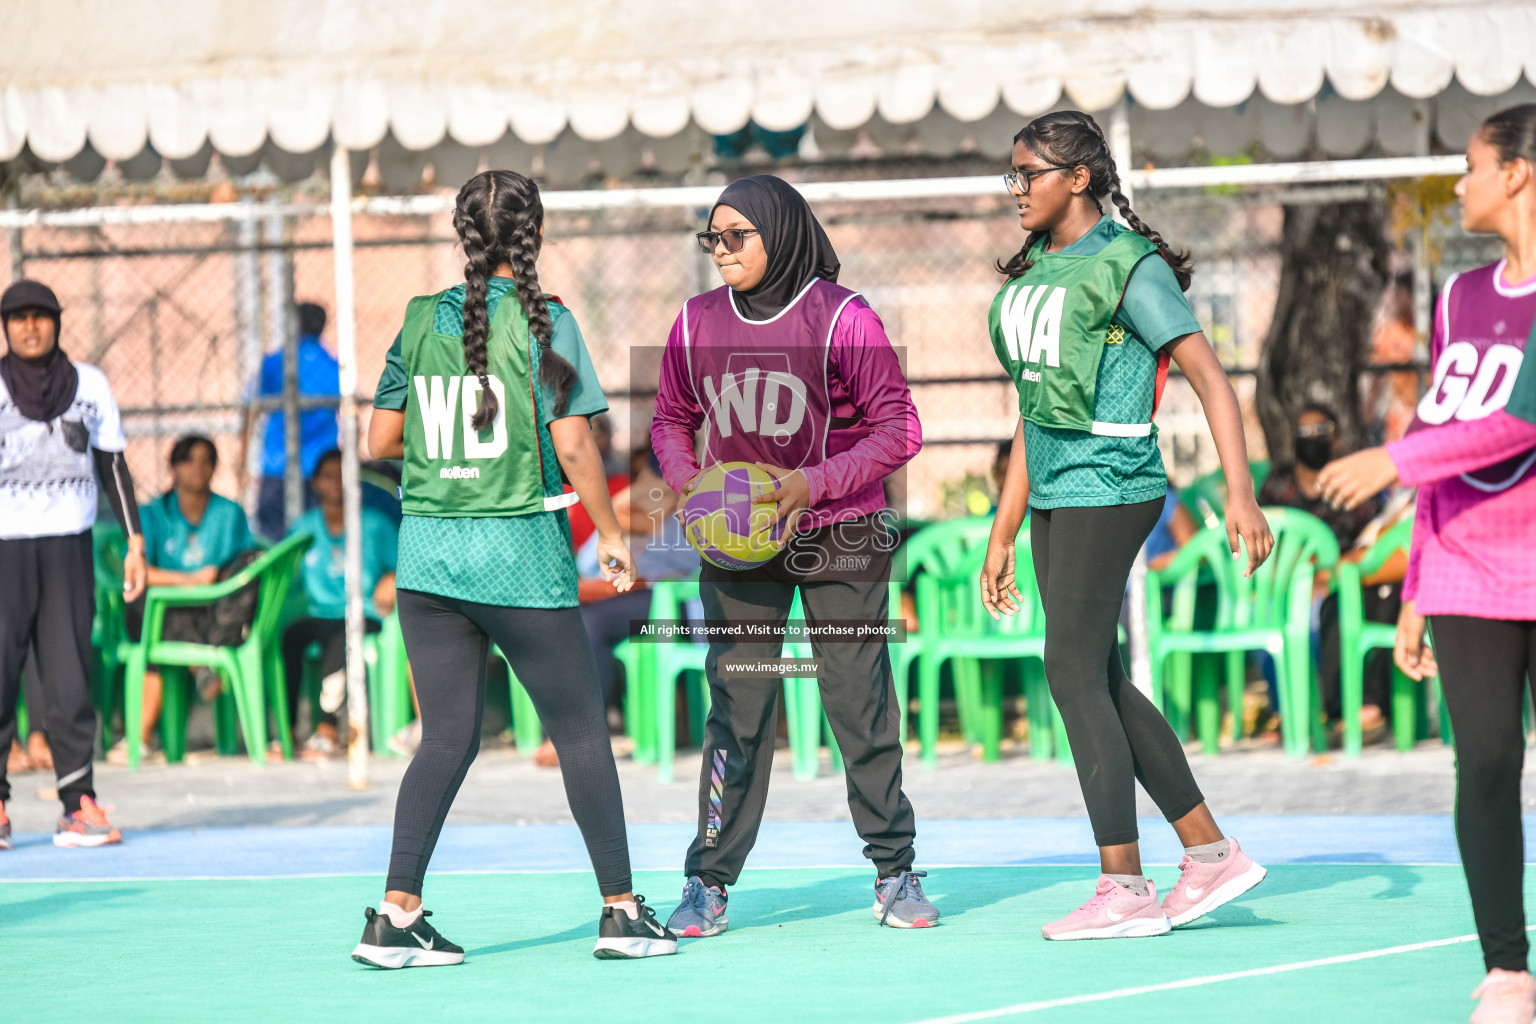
1406, 261, 1536, 492
681, 279, 861, 477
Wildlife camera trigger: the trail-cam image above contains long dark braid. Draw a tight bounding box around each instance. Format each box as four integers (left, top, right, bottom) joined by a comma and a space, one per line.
451, 170, 578, 430
996, 110, 1194, 292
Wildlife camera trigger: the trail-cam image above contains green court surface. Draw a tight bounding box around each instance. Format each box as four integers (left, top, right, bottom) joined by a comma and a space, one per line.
3, 864, 1507, 1023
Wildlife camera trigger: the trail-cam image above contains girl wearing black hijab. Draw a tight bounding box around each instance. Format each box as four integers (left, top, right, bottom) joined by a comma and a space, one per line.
0, 279, 146, 850
651, 175, 936, 931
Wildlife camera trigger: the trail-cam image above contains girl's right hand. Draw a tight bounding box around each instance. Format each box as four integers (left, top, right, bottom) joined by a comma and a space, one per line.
673, 467, 706, 528
1394, 600, 1438, 681
979, 538, 1024, 620
596, 533, 637, 593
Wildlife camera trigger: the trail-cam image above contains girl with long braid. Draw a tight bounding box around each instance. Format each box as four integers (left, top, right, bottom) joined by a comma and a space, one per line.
979, 111, 1274, 939
356, 170, 677, 966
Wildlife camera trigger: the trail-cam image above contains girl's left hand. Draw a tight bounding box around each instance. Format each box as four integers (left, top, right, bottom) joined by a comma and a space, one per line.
754, 463, 811, 527
1226, 496, 1273, 578
1317, 447, 1399, 511
596, 533, 637, 593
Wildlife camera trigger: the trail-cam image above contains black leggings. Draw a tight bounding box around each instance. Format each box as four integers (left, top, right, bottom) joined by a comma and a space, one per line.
1031, 499, 1206, 847
387, 589, 632, 897
1432, 615, 1536, 973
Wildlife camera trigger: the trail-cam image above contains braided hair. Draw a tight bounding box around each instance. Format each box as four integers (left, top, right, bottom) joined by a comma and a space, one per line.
996, 110, 1193, 292
451, 170, 578, 431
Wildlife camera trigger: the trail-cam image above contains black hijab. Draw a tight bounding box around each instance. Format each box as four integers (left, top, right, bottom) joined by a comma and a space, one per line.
1, 279, 75, 423
711, 175, 840, 321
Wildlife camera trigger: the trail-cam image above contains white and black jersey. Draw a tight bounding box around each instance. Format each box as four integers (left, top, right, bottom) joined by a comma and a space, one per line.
0, 362, 127, 539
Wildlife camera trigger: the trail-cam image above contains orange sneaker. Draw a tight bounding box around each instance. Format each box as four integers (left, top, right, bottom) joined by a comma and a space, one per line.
0, 800, 11, 850
54, 795, 122, 848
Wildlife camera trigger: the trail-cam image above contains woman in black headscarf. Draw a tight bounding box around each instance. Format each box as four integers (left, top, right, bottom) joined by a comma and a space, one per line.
650, 175, 938, 933
0, 278, 145, 849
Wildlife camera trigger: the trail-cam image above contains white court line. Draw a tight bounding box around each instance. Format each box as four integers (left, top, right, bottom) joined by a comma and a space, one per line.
906, 927, 1536, 1024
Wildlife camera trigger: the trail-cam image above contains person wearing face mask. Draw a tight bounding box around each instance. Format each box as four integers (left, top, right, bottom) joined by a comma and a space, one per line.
0, 279, 147, 851
1257, 404, 1381, 550
651, 174, 933, 934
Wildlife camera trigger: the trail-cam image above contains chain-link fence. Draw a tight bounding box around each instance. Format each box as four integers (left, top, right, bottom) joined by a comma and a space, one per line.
2, 177, 1498, 522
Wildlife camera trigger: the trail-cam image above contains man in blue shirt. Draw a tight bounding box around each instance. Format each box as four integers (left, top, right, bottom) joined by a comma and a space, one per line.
241, 303, 340, 540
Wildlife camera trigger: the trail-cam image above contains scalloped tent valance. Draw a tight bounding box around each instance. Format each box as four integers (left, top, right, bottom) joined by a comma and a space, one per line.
2, 0, 1533, 165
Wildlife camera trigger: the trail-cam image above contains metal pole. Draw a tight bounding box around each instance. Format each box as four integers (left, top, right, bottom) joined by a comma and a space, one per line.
1411, 98, 1434, 358
330, 143, 368, 789
7, 194, 22, 281
1109, 97, 1134, 210
237, 206, 261, 509
269, 210, 302, 532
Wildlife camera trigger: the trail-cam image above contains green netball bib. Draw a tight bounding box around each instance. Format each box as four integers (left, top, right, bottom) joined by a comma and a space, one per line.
989, 230, 1158, 435
399, 289, 576, 517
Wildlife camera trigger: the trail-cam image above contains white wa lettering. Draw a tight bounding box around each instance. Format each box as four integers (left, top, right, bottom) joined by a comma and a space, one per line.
1026, 287, 1065, 367
413, 375, 461, 458
461, 376, 509, 458
702, 369, 761, 437
999, 284, 1036, 361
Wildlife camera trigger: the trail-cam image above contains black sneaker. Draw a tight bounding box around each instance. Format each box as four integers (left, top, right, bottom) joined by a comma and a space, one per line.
593, 895, 679, 960
351, 907, 466, 969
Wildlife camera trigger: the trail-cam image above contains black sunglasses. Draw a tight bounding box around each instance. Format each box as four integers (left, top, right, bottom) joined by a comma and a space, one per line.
696, 228, 761, 254
1002, 165, 1077, 195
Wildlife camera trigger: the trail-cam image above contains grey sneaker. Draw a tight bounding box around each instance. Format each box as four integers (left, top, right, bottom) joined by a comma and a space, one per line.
873, 869, 939, 928
665, 876, 728, 938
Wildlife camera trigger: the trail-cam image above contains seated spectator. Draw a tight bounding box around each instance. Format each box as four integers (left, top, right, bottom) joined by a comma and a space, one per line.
1258, 404, 1382, 550
1145, 486, 1200, 572
529, 446, 699, 768
1316, 488, 1415, 746
281, 449, 399, 760
112, 435, 259, 764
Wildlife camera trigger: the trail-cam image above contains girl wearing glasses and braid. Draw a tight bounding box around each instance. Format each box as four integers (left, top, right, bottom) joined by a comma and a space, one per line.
651, 174, 936, 934
359, 170, 677, 966
980, 111, 1273, 939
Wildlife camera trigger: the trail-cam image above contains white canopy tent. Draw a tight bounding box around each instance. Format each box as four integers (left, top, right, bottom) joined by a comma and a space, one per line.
4, 0, 1524, 777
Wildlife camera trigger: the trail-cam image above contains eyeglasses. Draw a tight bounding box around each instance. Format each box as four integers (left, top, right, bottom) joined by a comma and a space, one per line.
696, 228, 761, 254
1001, 165, 1077, 195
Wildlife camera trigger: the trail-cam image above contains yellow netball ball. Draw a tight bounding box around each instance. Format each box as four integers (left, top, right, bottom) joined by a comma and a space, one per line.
682, 462, 788, 570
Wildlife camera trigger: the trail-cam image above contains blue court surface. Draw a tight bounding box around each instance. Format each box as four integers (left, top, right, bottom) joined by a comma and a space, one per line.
4, 816, 1528, 1023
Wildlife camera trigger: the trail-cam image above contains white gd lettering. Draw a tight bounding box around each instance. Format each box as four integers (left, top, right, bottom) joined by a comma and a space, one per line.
1417, 342, 1523, 425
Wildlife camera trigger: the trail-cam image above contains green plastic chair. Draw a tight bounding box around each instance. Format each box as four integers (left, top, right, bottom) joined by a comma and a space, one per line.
914, 524, 1069, 767
90, 522, 130, 753
1146, 507, 1338, 758
905, 516, 999, 766
1179, 461, 1272, 528
486, 644, 546, 757
1334, 516, 1445, 755
122, 533, 313, 769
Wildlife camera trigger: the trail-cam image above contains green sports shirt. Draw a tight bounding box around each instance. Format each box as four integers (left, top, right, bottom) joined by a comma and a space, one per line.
374, 277, 607, 608
1018, 217, 1202, 509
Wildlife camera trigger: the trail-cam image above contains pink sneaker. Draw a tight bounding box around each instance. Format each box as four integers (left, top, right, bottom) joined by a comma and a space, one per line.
1471, 969, 1536, 1024
1161, 837, 1267, 927
1041, 876, 1170, 941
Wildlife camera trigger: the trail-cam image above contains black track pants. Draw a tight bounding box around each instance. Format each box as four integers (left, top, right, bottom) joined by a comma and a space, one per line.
686, 516, 917, 887
0, 532, 98, 814
1031, 500, 1206, 847
387, 589, 633, 897
1432, 615, 1536, 973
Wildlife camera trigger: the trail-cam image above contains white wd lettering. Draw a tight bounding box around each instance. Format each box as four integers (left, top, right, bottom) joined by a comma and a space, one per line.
414, 375, 462, 459
702, 369, 760, 437
1026, 287, 1064, 367
1418, 342, 1524, 425
758, 371, 808, 440
461, 376, 508, 458
439, 466, 480, 480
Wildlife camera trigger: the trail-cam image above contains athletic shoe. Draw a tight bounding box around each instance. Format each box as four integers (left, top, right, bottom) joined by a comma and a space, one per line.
351, 907, 465, 969
1472, 969, 1536, 1024
1161, 837, 1268, 927
873, 869, 939, 928
1041, 876, 1171, 940
53, 795, 122, 848
0, 800, 11, 851
593, 895, 678, 959
666, 876, 729, 938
